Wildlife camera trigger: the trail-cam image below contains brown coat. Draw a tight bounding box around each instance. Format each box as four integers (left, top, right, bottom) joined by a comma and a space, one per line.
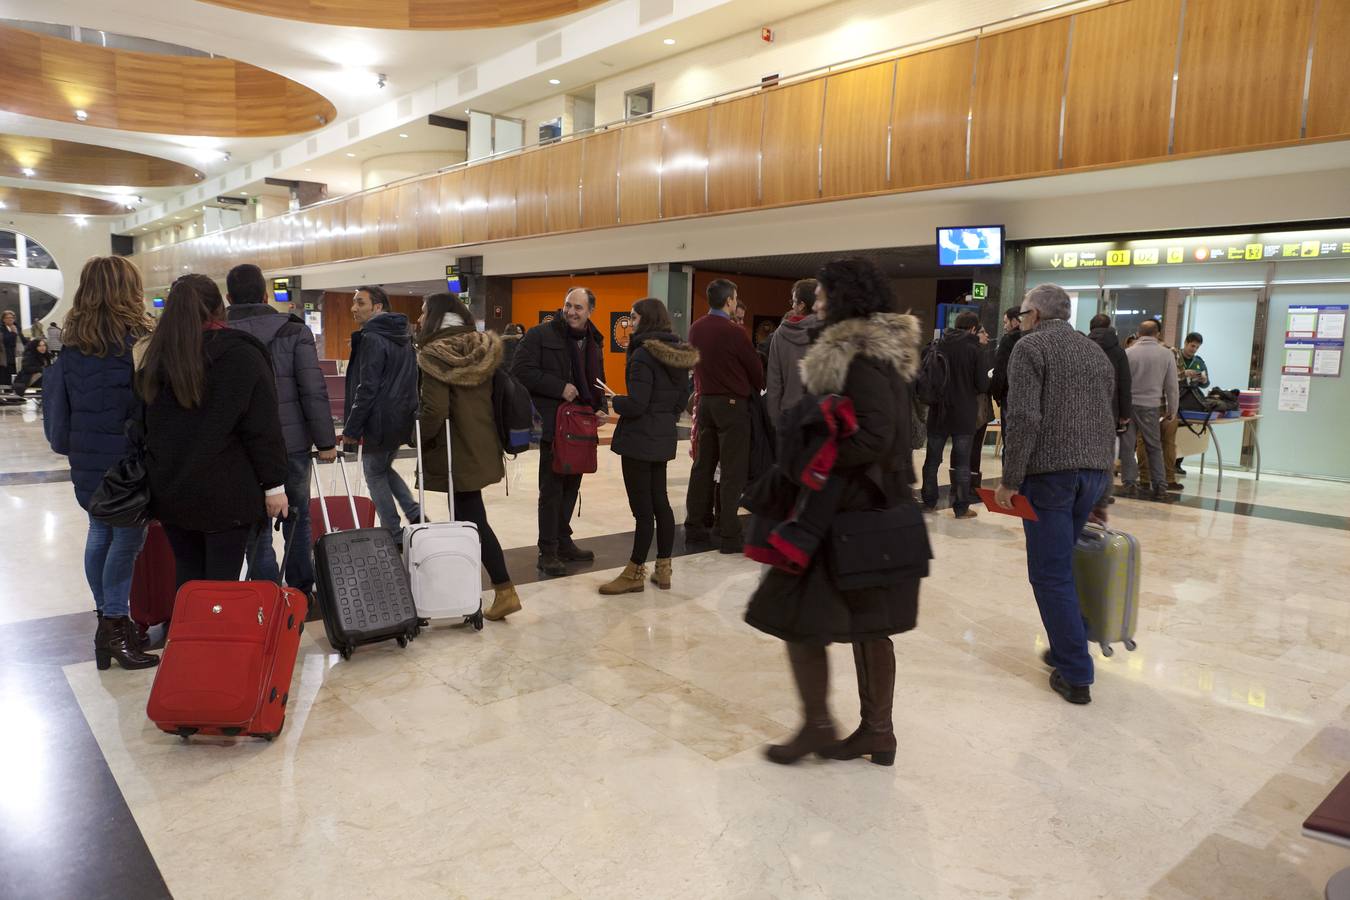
416, 327, 505, 494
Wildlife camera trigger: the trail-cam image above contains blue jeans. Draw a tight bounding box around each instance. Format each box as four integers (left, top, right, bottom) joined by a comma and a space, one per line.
1020, 469, 1111, 687
921, 431, 974, 512
362, 448, 421, 537
249, 451, 316, 591
84, 516, 147, 619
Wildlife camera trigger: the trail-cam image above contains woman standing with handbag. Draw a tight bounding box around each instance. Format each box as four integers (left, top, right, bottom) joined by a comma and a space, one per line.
745, 257, 925, 767
138, 274, 289, 586
42, 257, 159, 670
595, 298, 698, 594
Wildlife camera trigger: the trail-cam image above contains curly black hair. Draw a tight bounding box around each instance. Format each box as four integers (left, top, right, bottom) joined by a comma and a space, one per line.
816, 257, 895, 326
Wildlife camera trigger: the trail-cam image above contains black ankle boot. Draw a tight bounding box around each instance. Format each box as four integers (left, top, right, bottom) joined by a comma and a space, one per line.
96, 617, 160, 671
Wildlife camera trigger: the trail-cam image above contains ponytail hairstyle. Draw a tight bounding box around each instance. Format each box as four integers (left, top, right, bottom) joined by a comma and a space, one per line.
138, 274, 225, 408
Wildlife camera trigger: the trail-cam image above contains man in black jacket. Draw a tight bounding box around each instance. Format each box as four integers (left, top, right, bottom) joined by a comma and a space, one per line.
511, 288, 609, 576
920, 311, 990, 519
342, 286, 420, 537
989, 306, 1024, 413
1088, 314, 1132, 429
226, 264, 337, 594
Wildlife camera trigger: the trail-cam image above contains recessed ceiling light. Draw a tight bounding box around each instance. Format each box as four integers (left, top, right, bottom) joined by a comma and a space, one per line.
240, 191, 248, 195
75, 109, 88, 121
663, 38, 676, 45
21, 167, 34, 177
548, 78, 561, 85
305, 168, 312, 173
345, 152, 356, 157
0, 201, 6, 210
398, 132, 409, 138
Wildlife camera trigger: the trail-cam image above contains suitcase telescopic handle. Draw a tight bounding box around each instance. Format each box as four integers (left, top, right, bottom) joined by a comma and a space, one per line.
334, 452, 361, 526
312, 454, 333, 535
414, 418, 427, 525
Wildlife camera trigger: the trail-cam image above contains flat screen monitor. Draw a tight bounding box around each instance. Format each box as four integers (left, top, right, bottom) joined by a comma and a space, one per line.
937, 226, 1003, 266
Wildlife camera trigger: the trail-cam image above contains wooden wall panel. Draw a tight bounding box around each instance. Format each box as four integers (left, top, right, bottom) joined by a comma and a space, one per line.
580, 129, 620, 229
970, 19, 1070, 180
0, 135, 200, 186
515, 150, 549, 236
706, 94, 762, 213
761, 81, 826, 206
1173, 0, 1315, 153
358, 198, 381, 259
416, 177, 441, 250
202, 0, 610, 30
488, 156, 520, 240
1304, 0, 1350, 139
1063, 0, 1180, 168
892, 43, 974, 188
341, 195, 364, 260
437, 171, 464, 248
461, 165, 491, 244
660, 108, 709, 219
618, 119, 662, 224
396, 182, 419, 252
377, 188, 400, 256
546, 140, 584, 232
822, 62, 895, 198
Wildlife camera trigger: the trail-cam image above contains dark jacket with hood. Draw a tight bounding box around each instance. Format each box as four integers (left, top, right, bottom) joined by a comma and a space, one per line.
142, 329, 288, 533
511, 312, 608, 442
764, 313, 819, 424
226, 303, 335, 455
500, 331, 522, 372
990, 327, 1025, 411
43, 336, 140, 510
745, 312, 924, 645
417, 326, 506, 493
928, 327, 990, 435
344, 312, 418, 451
1089, 325, 1133, 421
611, 331, 698, 463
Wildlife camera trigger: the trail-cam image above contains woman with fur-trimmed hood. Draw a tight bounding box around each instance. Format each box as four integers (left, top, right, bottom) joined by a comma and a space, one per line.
416, 293, 520, 621
748, 257, 925, 769
594, 297, 698, 595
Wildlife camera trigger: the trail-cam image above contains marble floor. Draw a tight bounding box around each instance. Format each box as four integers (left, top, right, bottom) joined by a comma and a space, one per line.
2, 398, 1348, 899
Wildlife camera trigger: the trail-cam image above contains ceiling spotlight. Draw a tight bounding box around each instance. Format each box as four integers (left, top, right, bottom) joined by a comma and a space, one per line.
239, 191, 248, 195
305, 168, 312, 173
0, 201, 6, 209
376, 73, 387, 89
21, 167, 34, 177
345, 152, 356, 157
75, 109, 89, 121
316, 114, 327, 125
548, 78, 561, 85
663, 38, 676, 45
74, 216, 88, 227
398, 132, 409, 138
221, 152, 231, 162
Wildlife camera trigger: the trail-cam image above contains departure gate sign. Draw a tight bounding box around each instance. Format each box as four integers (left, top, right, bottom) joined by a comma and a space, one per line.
1027, 228, 1350, 270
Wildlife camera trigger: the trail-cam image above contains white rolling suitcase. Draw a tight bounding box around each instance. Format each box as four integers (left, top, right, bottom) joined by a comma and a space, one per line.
404, 419, 485, 631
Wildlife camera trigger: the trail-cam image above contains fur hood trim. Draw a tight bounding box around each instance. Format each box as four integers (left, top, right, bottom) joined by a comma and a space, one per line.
799, 312, 922, 395
638, 335, 699, 370
418, 328, 503, 387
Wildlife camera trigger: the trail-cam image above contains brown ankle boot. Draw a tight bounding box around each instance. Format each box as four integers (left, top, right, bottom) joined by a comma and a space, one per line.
651, 558, 672, 590
599, 562, 646, 595
765, 642, 837, 765
96, 617, 160, 671
484, 584, 522, 621
825, 638, 897, 766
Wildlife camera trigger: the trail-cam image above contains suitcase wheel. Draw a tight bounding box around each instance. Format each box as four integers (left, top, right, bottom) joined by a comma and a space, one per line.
339, 645, 353, 661
396, 636, 409, 649
1124, 639, 1137, 652
221, 727, 243, 737
469, 612, 484, 632
175, 726, 198, 741
418, 618, 430, 628
1101, 643, 1114, 658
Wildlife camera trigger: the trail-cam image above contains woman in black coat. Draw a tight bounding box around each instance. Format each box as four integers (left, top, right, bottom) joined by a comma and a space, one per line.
596, 298, 697, 594
138, 274, 289, 587
746, 258, 925, 767
13, 337, 53, 396
1, 309, 19, 386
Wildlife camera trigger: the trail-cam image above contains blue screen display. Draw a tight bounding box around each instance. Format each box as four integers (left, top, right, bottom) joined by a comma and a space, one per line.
938, 226, 1003, 266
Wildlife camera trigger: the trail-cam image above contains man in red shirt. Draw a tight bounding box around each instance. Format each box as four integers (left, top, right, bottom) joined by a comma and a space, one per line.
684, 278, 765, 553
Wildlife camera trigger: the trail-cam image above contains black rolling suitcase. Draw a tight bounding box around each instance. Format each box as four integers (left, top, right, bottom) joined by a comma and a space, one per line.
313, 452, 419, 660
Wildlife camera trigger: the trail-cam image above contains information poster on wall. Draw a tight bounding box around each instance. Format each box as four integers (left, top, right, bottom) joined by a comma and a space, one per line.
305, 310, 323, 335
1283, 343, 1314, 374
1282, 305, 1346, 377
1278, 375, 1311, 412
1313, 346, 1343, 377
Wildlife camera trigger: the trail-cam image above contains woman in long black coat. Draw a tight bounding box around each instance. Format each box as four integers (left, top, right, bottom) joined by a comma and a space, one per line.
746, 257, 925, 767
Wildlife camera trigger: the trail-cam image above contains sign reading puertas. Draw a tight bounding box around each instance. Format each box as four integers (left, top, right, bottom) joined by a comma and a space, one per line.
1027, 228, 1350, 271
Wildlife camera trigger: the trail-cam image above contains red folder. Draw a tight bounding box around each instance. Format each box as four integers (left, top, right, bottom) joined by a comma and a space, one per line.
976, 488, 1039, 521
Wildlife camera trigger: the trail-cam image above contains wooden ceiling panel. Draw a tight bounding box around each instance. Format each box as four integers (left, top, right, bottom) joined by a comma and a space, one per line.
0, 24, 335, 137
0, 186, 122, 215
0, 135, 202, 186
200, 0, 610, 29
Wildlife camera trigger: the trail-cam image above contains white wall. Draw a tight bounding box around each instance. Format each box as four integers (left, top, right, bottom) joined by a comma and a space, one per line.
0, 213, 113, 325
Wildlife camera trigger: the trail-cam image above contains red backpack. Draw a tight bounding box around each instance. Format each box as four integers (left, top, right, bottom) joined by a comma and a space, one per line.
552, 402, 599, 474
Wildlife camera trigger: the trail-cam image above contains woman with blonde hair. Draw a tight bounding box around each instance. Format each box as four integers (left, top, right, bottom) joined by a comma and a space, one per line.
43, 256, 160, 669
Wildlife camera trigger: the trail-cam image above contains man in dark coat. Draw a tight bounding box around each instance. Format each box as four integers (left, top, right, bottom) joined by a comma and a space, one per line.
920, 310, 990, 518
989, 305, 1025, 413
511, 287, 609, 576
1088, 313, 1132, 427
342, 285, 420, 537
227, 264, 337, 595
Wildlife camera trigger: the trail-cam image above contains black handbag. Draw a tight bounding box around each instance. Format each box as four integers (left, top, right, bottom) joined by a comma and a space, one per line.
89, 401, 152, 528
828, 503, 932, 591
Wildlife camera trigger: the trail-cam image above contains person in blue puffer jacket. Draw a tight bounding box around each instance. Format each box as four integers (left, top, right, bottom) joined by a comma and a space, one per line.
43, 256, 160, 671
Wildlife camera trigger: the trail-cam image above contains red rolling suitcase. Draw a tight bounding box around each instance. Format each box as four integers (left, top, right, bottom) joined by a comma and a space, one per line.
146, 519, 309, 742
130, 521, 177, 629
309, 450, 376, 546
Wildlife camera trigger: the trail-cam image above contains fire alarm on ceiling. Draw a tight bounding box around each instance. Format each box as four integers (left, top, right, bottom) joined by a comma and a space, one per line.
761, 27, 774, 43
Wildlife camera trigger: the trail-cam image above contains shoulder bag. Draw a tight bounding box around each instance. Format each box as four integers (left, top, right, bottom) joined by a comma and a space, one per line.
89, 399, 152, 527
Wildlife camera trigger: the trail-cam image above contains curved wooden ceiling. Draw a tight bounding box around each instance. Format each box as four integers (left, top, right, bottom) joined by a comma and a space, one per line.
0, 25, 336, 138
0, 187, 122, 216
198, 0, 610, 29
0, 135, 202, 187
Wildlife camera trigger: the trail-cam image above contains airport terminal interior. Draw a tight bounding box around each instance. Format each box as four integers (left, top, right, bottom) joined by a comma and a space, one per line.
2, 0, 1350, 898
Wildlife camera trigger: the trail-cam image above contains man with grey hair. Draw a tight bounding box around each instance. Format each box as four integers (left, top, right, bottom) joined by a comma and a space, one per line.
995, 283, 1118, 705
1119, 318, 1178, 503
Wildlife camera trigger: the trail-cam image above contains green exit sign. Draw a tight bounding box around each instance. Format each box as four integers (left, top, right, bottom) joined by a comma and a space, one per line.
972, 282, 988, 300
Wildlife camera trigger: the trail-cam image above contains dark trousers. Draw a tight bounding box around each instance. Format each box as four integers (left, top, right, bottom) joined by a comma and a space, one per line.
922, 431, 974, 512
622, 457, 674, 564
162, 523, 253, 590
685, 395, 750, 541
961, 424, 989, 476
451, 489, 510, 586
537, 441, 582, 554
249, 451, 315, 592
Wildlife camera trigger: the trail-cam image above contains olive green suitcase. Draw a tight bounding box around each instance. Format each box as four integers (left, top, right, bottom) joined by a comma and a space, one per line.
1072, 524, 1140, 656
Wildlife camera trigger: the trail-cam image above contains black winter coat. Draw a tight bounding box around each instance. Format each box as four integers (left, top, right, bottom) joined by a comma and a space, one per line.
226, 304, 335, 455
927, 328, 990, 435
343, 313, 418, 451
143, 329, 288, 533
510, 313, 608, 441
1089, 326, 1133, 421
990, 328, 1025, 411
746, 312, 924, 645
611, 332, 697, 463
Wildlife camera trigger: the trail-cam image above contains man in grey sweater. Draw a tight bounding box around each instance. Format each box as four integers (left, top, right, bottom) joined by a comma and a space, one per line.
1119, 320, 1178, 503
996, 284, 1117, 705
